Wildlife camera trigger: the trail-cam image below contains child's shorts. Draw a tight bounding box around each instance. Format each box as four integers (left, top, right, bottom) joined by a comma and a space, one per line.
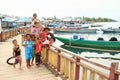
15, 55, 22, 64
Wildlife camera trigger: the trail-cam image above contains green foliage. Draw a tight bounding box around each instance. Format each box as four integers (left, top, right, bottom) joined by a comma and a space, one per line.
83, 17, 117, 22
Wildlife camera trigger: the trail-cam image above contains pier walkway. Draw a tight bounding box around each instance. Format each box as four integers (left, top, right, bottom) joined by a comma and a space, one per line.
0, 27, 120, 80
0, 35, 61, 80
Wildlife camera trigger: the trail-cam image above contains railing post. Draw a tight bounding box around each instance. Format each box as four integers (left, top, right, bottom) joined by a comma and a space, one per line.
75, 57, 80, 80
57, 50, 61, 72
45, 45, 49, 63
108, 62, 118, 80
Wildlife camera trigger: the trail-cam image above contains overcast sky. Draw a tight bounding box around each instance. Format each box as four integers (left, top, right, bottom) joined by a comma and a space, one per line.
0, 0, 120, 21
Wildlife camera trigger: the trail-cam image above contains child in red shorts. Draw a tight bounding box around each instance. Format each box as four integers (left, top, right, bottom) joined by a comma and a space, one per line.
12, 39, 22, 69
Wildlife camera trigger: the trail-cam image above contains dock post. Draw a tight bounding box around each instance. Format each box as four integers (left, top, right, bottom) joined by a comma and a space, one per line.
108, 62, 118, 80
57, 50, 61, 72
75, 57, 80, 80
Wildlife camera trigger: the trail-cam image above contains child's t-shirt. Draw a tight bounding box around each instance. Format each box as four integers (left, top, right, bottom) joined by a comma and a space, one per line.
23, 40, 34, 54
34, 42, 42, 54
31, 27, 40, 35
13, 45, 21, 56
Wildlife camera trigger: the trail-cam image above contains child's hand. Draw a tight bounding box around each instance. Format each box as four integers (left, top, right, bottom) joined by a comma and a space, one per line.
25, 44, 28, 46
22, 44, 28, 46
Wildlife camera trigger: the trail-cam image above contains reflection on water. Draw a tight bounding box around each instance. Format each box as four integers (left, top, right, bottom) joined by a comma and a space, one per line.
61, 45, 120, 56
54, 33, 120, 68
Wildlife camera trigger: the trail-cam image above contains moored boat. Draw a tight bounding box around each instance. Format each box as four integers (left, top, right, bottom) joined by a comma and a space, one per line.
55, 36, 120, 52
54, 27, 97, 33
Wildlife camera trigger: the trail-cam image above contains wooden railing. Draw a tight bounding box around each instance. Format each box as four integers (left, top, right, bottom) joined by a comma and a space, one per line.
0, 27, 30, 41
41, 45, 120, 80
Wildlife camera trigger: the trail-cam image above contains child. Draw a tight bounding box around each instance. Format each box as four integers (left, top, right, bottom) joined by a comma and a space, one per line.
34, 37, 43, 66
31, 35, 36, 65
22, 34, 34, 68
12, 39, 22, 69
31, 22, 40, 36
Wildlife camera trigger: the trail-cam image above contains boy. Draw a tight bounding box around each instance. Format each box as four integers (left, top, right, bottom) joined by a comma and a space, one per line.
22, 34, 34, 68
12, 39, 22, 69
34, 37, 43, 66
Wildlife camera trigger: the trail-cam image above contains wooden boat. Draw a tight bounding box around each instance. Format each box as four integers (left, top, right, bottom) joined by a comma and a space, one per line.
55, 36, 120, 52
54, 27, 97, 33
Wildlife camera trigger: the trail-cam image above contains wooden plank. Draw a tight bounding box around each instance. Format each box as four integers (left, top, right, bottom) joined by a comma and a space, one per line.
70, 62, 75, 80
89, 72, 95, 80
82, 67, 87, 80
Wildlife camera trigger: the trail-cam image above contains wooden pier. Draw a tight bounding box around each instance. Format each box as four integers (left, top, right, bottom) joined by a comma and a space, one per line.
0, 35, 62, 80
0, 27, 120, 80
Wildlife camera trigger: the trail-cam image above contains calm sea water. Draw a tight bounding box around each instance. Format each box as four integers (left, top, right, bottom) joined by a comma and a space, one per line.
54, 33, 120, 69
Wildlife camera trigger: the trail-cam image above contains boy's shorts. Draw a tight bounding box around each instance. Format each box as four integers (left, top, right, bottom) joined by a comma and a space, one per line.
15, 55, 22, 64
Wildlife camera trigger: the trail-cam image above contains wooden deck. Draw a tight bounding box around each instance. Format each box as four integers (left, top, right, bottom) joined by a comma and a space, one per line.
0, 35, 61, 80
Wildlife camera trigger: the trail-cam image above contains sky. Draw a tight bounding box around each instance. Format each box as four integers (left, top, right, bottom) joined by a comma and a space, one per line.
0, 0, 120, 21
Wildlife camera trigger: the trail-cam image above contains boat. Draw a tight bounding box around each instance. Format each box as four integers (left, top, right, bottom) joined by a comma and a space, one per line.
54, 27, 97, 33
55, 36, 120, 52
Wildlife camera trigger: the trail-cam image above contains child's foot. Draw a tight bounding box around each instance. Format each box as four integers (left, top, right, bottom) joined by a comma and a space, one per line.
31, 63, 34, 66
19, 67, 22, 70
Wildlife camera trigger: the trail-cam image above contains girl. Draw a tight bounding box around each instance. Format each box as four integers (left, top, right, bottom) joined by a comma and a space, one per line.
22, 34, 34, 68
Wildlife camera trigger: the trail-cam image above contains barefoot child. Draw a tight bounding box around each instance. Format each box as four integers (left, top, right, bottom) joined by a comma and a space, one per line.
12, 39, 22, 69
22, 34, 34, 68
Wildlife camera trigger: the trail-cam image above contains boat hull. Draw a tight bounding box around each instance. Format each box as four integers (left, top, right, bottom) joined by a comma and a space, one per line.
55, 36, 120, 50
54, 29, 97, 33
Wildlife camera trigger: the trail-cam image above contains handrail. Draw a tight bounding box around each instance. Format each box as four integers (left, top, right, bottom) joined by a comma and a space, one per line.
51, 45, 110, 70
40, 44, 120, 80
0, 27, 29, 41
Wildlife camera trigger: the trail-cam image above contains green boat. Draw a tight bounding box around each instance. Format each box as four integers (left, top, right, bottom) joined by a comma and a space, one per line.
55, 36, 120, 52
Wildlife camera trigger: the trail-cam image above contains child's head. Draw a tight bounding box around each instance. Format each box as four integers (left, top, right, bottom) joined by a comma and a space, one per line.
33, 13, 37, 18
12, 39, 17, 45
31, 35, 35, 41
34, 22, 39, 28
44, 27, 50, 34
36, 37, 42, 42
26, 34, 31, 40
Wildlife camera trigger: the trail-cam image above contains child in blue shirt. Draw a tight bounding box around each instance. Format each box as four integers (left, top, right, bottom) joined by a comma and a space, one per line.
22, 34, 34, 68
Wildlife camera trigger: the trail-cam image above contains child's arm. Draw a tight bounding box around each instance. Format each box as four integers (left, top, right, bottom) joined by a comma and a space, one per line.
13, 48, 15, 57
22, 41, 28, 46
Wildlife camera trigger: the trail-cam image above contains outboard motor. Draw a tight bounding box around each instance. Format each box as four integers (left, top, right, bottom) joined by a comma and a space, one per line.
109, 37, 118, 41
97, 37, 104, 41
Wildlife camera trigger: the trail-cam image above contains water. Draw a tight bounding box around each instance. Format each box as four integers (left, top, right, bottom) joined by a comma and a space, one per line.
54, 33, 120, 69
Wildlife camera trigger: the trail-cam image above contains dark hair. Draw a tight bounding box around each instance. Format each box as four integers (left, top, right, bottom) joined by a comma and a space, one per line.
12, 39, 17, 43
33, 13, 37, 17
44, 27, 50, 31
25, 34, 31, 37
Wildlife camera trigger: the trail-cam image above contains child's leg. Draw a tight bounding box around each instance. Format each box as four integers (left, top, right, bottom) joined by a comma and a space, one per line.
18, 56, 22, 69
13, 57, 18, 68
26, 60, 29, 68
35, 53, 40, 65
13, 63, 16, 68
39, 53, 41, 64
31, 57, 34, 65
28, 59, 31, 66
